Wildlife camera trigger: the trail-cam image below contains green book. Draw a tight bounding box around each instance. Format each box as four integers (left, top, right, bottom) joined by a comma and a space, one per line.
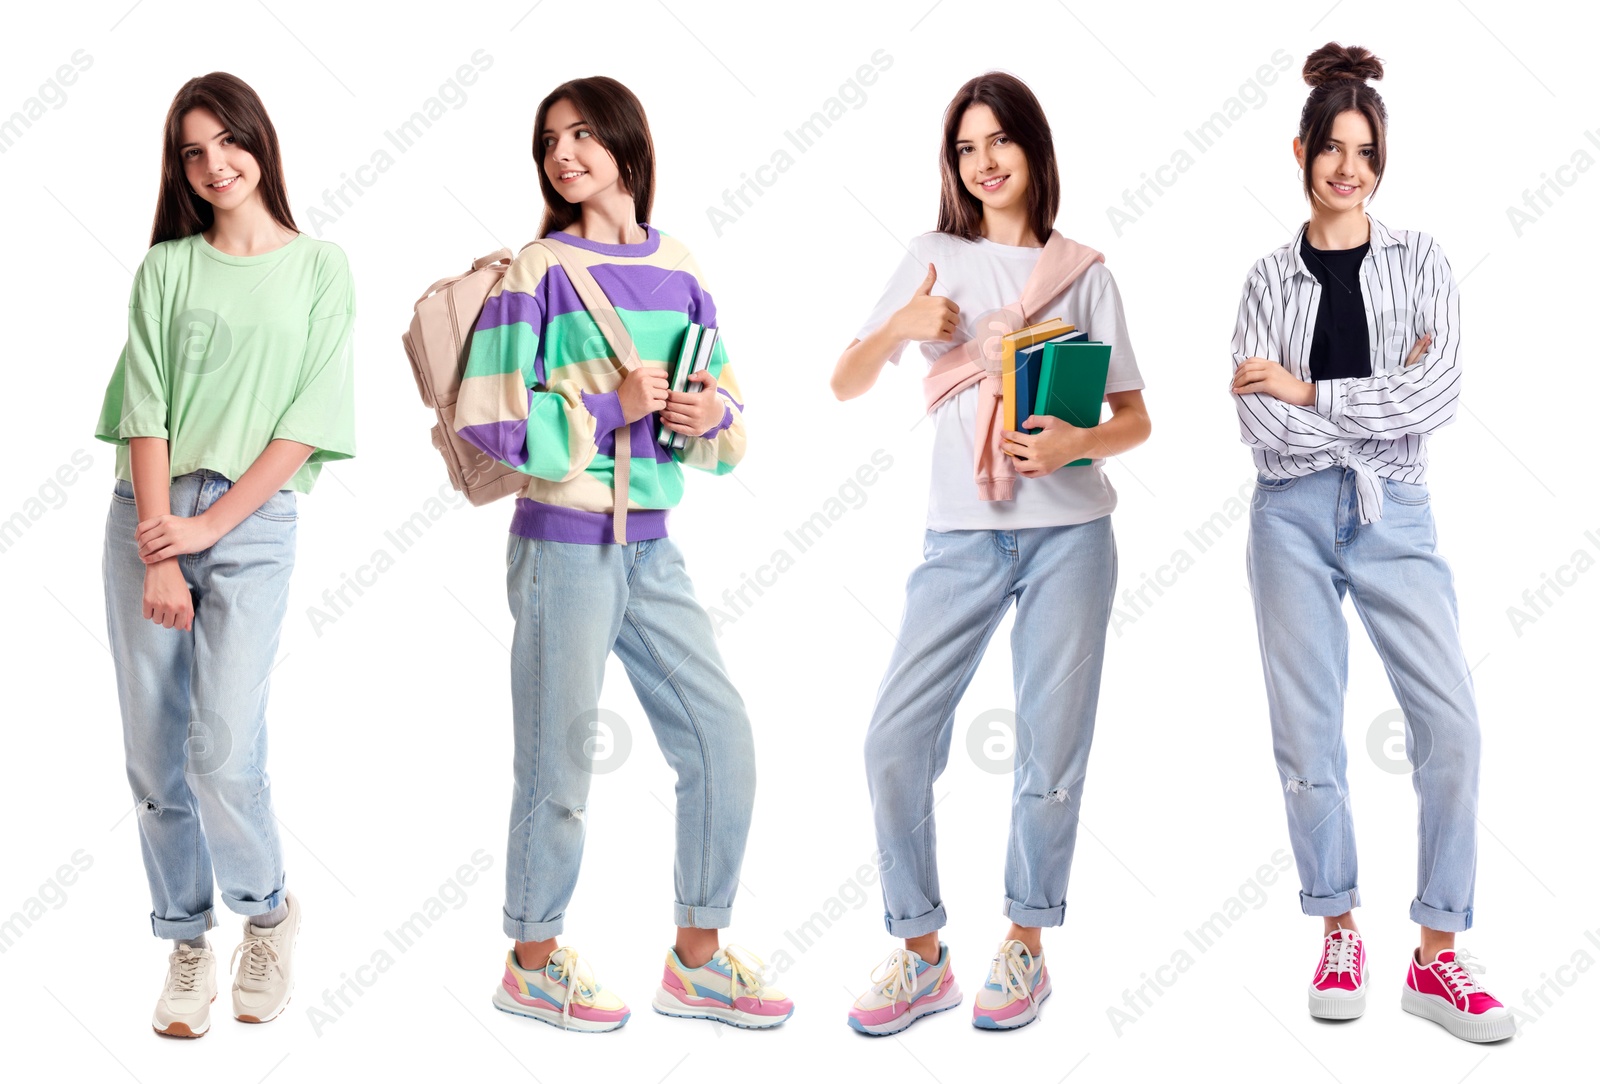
1034, 340, 1111, 466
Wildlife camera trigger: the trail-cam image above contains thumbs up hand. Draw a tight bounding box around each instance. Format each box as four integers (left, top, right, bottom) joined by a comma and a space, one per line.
891, 263, 960, 343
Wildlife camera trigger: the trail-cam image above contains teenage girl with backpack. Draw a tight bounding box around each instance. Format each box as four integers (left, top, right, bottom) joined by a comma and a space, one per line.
453, 75, 792, 1032
834, 71, 1152, 1034
95, 72, 355, 1038
1229, 42, 1514, 1043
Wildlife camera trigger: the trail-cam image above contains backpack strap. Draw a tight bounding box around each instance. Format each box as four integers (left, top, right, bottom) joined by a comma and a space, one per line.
531, 237, 642, 544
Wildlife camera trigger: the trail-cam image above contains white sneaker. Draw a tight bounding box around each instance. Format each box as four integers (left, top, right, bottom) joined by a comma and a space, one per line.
231, 892, 300, 1023
153, 944, 217, 1038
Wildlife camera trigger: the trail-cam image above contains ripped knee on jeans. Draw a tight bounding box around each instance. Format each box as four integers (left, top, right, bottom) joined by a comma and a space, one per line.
1283, 776, 1315, 794
1044, 787, 1070, 804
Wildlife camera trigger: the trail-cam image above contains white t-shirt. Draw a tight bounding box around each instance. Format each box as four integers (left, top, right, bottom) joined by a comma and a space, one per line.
855, 231, 1145, 530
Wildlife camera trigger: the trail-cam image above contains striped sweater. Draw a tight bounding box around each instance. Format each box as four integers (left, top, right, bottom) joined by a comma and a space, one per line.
455, 225, 746, 543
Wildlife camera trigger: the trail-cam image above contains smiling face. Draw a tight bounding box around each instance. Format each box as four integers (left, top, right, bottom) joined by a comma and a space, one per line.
955, 102, 1030, 213
541, 96, 625, 204
180, 107, 260, 210
1298, 108, 1378, 213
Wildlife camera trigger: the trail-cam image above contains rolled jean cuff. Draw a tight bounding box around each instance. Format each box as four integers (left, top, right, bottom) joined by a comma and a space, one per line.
503, 910, 565, 942
884, 903, 946, 938
675, 903, 733, 930
150, 908, 216, 940
1299, 887, 1360, 917
1002, 899, 1065, 928
222, 886, 286, 918
1411, 899, 1472, 932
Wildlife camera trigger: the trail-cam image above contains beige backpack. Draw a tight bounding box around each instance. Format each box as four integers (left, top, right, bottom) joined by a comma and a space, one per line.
401, 240, 643, 540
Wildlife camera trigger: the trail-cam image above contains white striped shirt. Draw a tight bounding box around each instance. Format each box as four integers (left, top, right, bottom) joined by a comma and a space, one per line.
1230, 214, 1463, 522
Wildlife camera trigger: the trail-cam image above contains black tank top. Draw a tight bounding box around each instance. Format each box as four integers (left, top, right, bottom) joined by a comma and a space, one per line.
1300, 234, 1371, 380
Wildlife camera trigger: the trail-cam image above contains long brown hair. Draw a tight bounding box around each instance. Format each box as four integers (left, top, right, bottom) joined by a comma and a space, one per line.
1297, 43, 1387, 204
151, 72, 297, 246
532, 77, 655, 238
936, 72, 1059, 244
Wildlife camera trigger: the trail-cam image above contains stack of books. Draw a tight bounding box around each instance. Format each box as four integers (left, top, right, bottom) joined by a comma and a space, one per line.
658, 323, 721, 451
999, 320, 1111, 467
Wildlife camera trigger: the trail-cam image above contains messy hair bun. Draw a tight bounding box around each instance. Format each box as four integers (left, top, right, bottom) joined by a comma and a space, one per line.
1296, 43, 1389, 204
1303, 42, 1384, 88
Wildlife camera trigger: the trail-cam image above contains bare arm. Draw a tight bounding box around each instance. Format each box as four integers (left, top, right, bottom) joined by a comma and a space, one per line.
1003, 390, 1152, 476
135, 439, 314, 564
831, 263, 956, 401
128, 437, 189, 630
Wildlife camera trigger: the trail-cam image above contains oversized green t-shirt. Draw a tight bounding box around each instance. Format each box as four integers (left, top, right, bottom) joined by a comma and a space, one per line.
95, 231, 356, 493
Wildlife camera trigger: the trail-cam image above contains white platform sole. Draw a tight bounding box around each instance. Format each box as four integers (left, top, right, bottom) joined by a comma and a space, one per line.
1401, 986, 1515, 1042
492, 983, 629, 1032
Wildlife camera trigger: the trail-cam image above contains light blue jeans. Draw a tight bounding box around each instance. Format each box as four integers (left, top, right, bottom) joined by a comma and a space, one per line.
502, 534, 756, 940
1246, 466, 1480, 931
103, 470, 295, 938
864, 518, 1117, 937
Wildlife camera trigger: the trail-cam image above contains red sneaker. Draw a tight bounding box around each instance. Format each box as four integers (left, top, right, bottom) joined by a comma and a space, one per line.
1308, 927, 1366, 1019
1401, 949, 1515, 1043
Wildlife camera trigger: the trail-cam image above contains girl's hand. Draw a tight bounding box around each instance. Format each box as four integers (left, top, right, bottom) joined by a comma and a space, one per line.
890, 264, 960, 343
617, 366, 670, 424
143, 560, 193, 631
1231, 358, 1314, 406
1404, 333, 1432, 366
661, 370, 726, 436
1002, 415, 1091, 477
136, 512, 222, 564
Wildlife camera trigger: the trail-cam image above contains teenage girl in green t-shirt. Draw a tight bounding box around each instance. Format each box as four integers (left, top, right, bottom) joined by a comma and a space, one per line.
95, 72, 354, 1040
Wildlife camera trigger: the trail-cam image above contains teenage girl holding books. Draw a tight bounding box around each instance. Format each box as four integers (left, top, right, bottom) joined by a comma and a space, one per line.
1229, 42, 1514, 1043
96, 73, 355, 1038
833, 71, 1151, 1034
453, 75, 792, 1032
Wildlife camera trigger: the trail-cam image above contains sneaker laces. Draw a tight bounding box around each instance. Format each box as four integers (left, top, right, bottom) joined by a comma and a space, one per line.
230, 933, 281, 989
168, 947, 206, 994
713, 944, 772, 1006
866, 948, 922, 1007
989, 940, 1039, 1005
1319, 930, 1360, 981
1434, 950, 1489, 999
544, 948, 600, 1030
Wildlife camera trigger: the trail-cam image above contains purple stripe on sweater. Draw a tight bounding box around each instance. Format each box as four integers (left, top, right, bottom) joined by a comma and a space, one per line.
699, 404, 734, 439
510, 497, 669, 545
594, 417, 675, 462
477, 267, 591, 330
716, 386, 744, 412
589, 262, 700, 314
457, 419, 530, 468
546, 225, 661, 257
581, 389, 625, 435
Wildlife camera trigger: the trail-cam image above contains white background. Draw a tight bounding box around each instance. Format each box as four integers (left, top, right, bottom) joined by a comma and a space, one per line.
2, 1, 1594, 1081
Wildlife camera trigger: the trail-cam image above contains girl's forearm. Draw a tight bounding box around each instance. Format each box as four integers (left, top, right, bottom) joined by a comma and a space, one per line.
128, 437, 173, 523
1076, 392, 1151, 460
831, 318, 905, 401
200, 439, 315, 537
